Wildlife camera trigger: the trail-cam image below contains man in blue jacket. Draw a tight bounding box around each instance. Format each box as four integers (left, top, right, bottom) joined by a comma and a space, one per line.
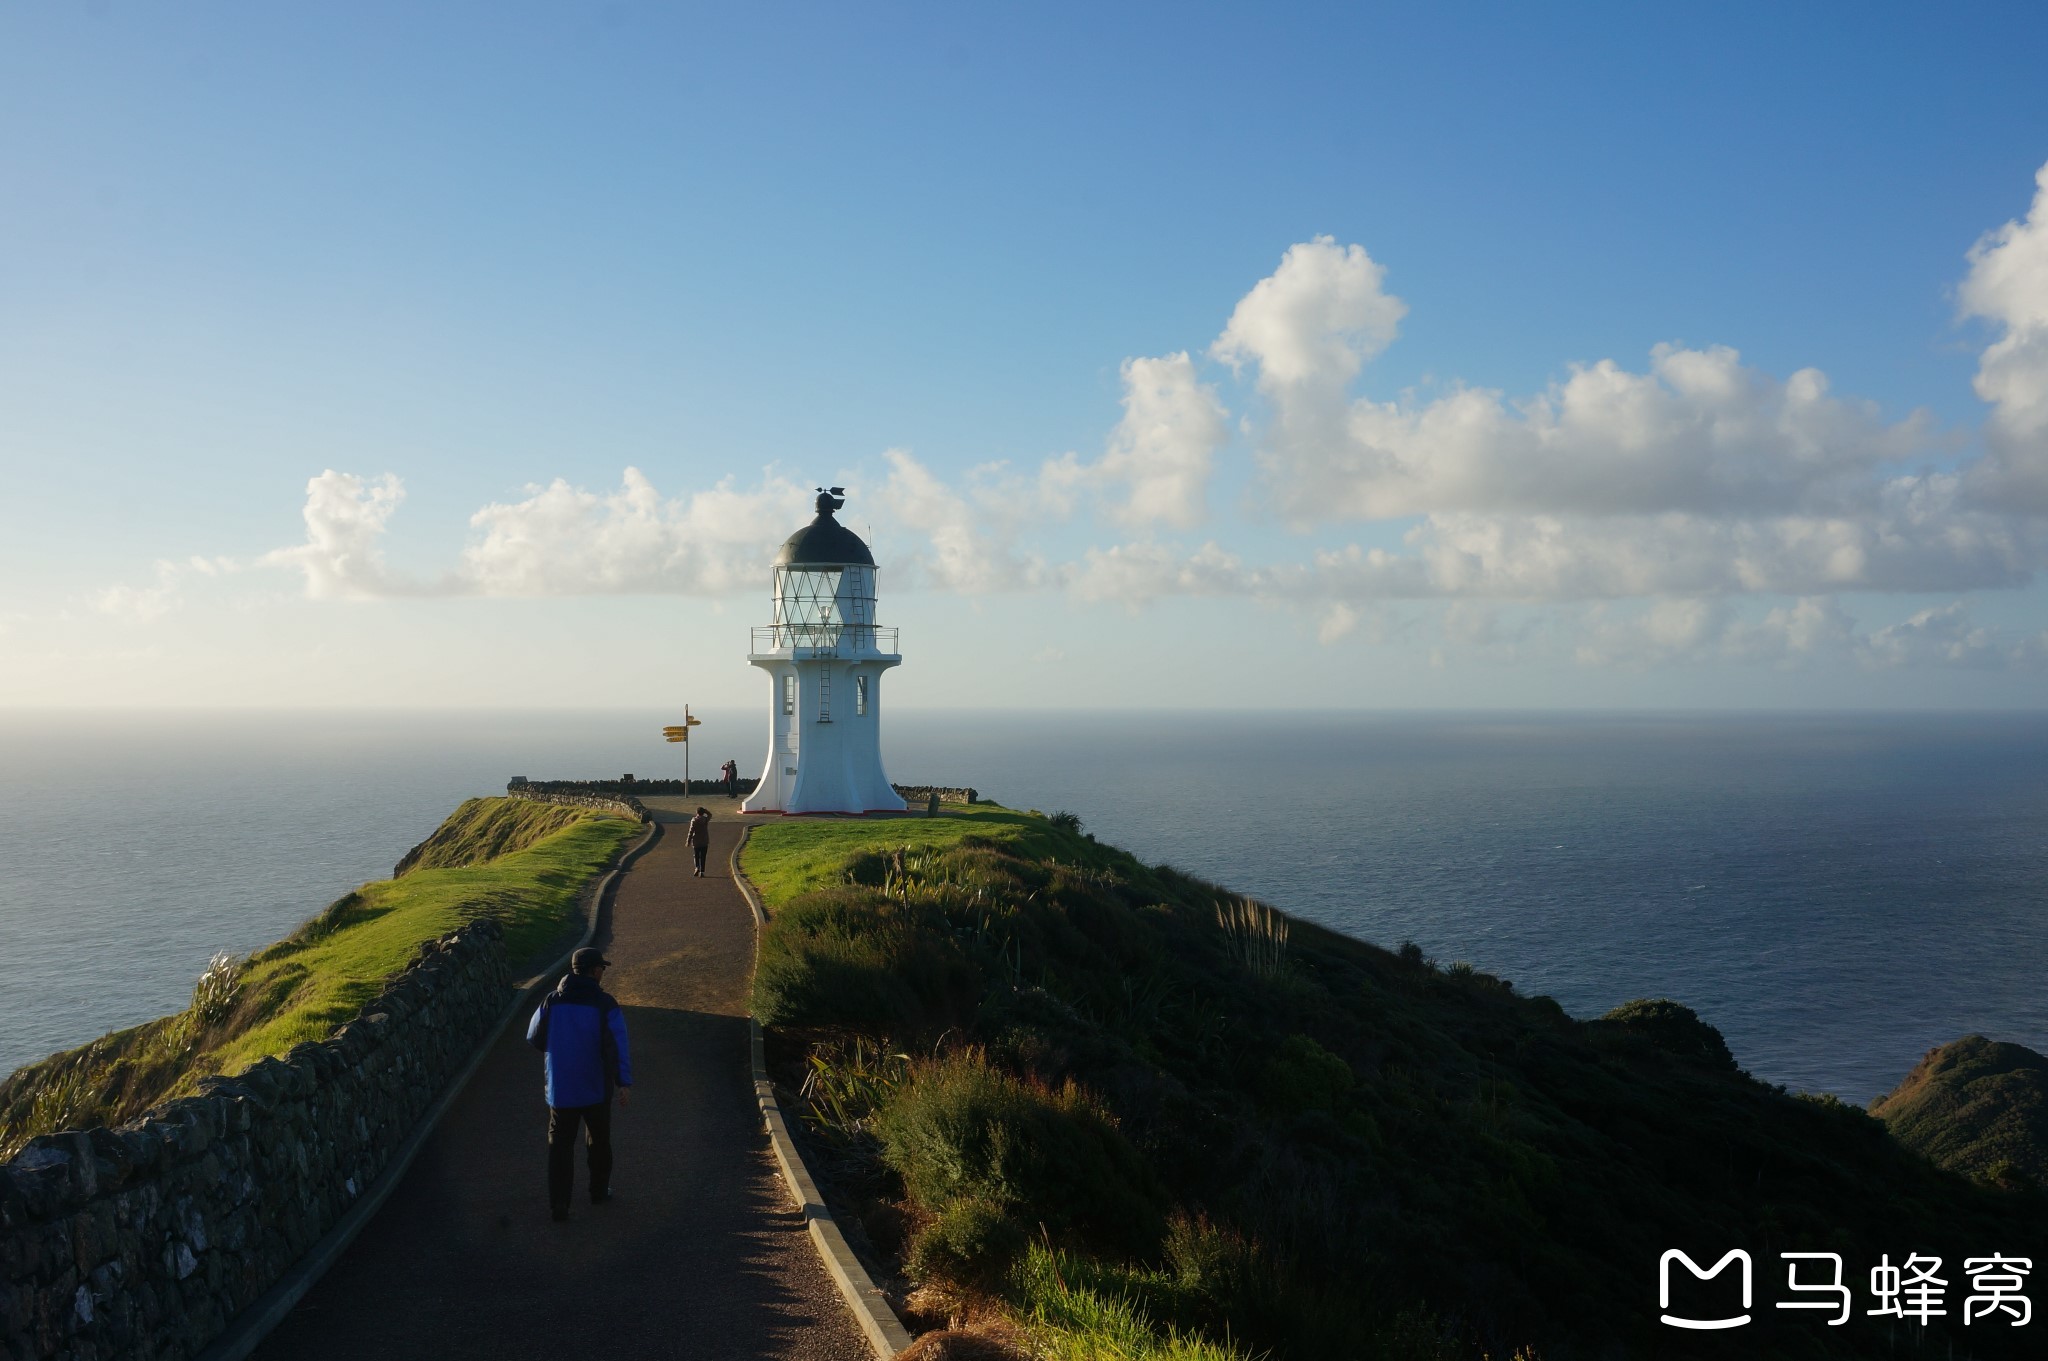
526, 947, 633, 1221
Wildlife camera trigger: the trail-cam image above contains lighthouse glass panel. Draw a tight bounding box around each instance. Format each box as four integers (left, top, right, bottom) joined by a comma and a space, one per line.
772, 565, 875, 647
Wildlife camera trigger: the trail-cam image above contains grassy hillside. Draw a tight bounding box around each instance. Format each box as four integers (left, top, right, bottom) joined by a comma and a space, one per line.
1, 798, 637, 1156
745, 810, 2043, 1361
392, 795, 616, 875
1871, 1035, 2048, 1188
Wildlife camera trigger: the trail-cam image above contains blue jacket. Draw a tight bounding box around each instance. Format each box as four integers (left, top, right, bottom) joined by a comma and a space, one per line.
526, 972, 631, 1108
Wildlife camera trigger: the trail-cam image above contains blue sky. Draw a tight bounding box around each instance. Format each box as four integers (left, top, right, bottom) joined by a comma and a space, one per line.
5, 2, 2048, 708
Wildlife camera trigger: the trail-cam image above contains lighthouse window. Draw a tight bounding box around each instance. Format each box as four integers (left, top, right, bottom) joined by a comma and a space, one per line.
855, 675, 868, 716
782, 672, 796, 716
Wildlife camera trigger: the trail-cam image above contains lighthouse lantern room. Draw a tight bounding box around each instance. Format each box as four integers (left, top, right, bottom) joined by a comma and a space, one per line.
741, 488, 907, 814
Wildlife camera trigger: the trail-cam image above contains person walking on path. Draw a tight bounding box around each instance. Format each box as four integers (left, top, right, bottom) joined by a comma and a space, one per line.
686, 805, 713, 876
526, 946, 632, 1221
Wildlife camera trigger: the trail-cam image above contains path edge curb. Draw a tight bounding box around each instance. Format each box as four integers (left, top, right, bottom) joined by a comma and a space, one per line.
196, 815, 662, 1361
731, 824, 914, 1361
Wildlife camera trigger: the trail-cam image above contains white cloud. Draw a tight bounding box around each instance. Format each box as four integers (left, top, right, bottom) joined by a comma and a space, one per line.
1316, 601, 1360, 644
91, 555, 244, 621
1404, 483, 2035, 600
93, 560, 186, 621
263, 468, 812, 599
1570, 596, 1859, 669
873, 449, 1048, 592
263, 470, 411, 600
459, 468, 808, 596
1036, 352, 1229, 528
1247, 337, 1939, 523
1858, 601, 2048, 670
1064, 540, 1250, 607
1961, 159, 2048, 511
1213, 237, 1407, 392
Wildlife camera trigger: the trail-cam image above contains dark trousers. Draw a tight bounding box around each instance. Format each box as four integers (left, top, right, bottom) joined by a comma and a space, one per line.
691, 840, 708, 873
547, 1100, 612, 1210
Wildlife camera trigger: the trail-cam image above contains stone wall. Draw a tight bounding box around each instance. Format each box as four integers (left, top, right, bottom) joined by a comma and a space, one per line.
0, 920, 513, 1361
891, 786, 979, 805
510, 779, 979, 807
510, 777, 752, 800
503, 785, 650, 821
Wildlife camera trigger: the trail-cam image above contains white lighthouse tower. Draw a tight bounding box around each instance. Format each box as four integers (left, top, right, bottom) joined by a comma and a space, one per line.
741, 488, 908, 815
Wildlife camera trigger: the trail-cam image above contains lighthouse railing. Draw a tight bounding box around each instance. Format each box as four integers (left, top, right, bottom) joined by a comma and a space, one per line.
752, 624, 899, 654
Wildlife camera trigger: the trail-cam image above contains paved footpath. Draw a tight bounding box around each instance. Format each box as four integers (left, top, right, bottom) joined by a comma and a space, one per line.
252, 797, 871, 1361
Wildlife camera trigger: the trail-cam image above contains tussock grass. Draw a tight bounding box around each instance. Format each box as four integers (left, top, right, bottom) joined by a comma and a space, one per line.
1014, 1246, 1252, 1361
1, 798, 634, 1154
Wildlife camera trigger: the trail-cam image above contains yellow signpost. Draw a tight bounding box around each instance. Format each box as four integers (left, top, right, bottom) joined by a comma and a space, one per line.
661, 707, 704, 791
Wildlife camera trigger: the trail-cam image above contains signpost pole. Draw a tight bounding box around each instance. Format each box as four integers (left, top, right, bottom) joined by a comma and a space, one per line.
660, 712, 704, 796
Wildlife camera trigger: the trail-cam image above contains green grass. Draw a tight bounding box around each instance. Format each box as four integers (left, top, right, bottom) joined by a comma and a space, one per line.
394, 795, 617, 874
1015, 1246, 1253, 1361
0, 798, 636, 1154
742, 803, 1137, 907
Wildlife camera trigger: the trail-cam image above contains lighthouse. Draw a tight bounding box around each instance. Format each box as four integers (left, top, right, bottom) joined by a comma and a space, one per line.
740, 488, 908, 815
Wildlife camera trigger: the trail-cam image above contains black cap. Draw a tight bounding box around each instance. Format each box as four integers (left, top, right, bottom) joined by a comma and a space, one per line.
571, 948, 610, 974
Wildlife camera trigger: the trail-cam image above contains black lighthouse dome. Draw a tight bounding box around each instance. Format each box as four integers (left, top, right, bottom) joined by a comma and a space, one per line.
775, 487, 876, 566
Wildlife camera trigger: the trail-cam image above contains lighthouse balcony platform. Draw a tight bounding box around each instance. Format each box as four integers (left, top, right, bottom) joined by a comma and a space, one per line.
749, 623, 900, 660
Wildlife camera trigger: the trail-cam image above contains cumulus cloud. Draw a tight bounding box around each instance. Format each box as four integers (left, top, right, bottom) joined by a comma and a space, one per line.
873, 448, 1050, 592
460, 469, 808, 595
1236, 326, 1940, 524
1045, 353, 1230, 528
1961, 159, 2048, 510
263, 468, 811, 599
1213, 237, 1407, 393
263, 471, 411, 600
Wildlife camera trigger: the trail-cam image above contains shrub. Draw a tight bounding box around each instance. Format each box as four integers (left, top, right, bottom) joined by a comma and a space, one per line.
876, 1050, 1165, 1253
908, 1196, 1029, 1289
1593, 997, 1738, 1072
753, 887, 978, 1028
1259, 1034, 1355, 1115
1048, 810, 1083, 834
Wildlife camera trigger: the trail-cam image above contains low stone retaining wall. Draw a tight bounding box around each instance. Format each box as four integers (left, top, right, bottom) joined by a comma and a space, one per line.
504, 786, 650, 821
510, 779, 979, 806
0, 921, 513, 1361
510, 777, 752, 800
891, 785, 978, 805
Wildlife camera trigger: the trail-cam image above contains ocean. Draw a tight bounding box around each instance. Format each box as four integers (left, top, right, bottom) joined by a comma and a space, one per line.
2, 709, 2044, 1104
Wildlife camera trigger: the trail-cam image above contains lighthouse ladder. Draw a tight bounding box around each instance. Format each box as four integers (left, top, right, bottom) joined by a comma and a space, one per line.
816, 661, 833, 723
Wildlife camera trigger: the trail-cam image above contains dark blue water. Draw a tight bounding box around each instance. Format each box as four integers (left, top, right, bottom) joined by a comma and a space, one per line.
2, 710, 2044, 1103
